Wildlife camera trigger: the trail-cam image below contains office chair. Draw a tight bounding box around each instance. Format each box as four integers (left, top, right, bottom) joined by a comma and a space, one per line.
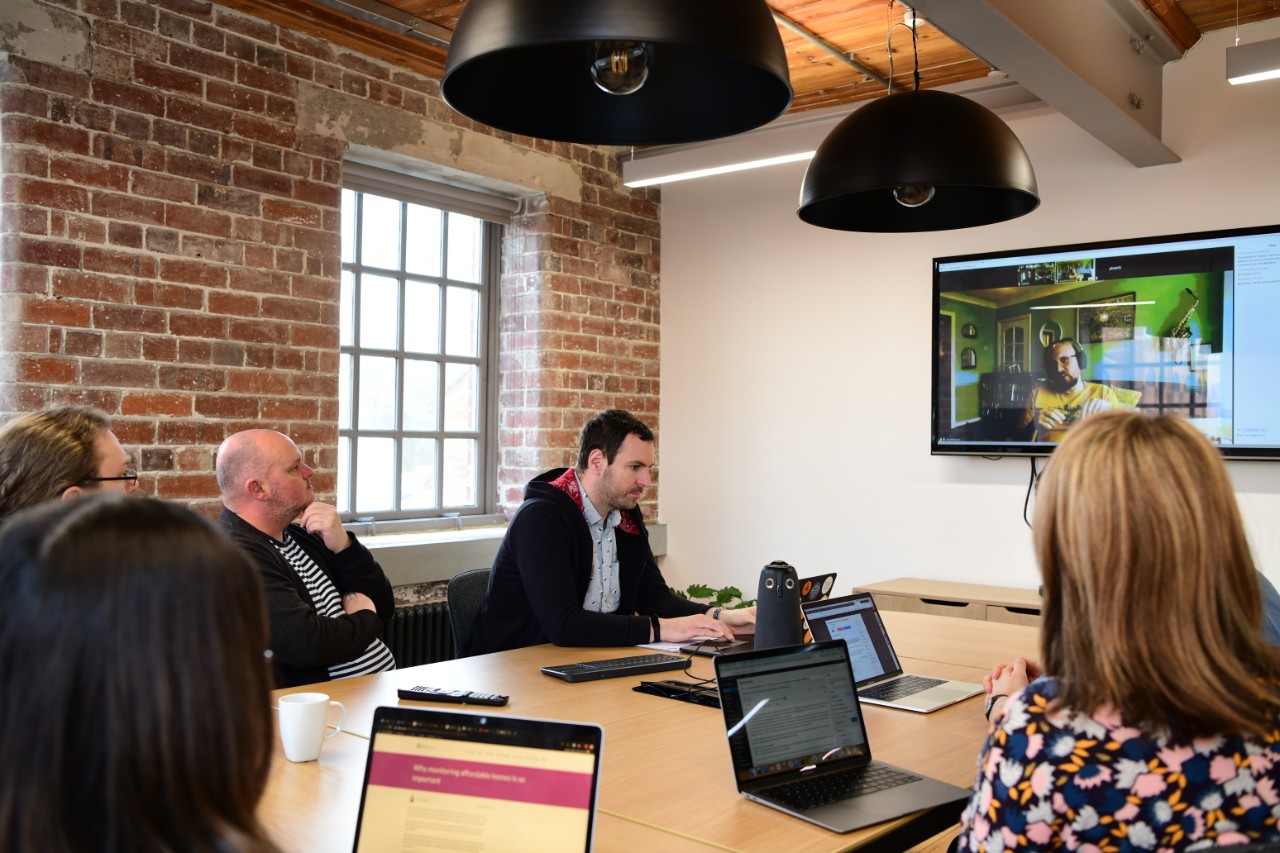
446, 567, 491, 659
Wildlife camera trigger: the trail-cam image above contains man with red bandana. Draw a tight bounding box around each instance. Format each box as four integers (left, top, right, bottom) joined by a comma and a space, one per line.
466, 410, 755, 655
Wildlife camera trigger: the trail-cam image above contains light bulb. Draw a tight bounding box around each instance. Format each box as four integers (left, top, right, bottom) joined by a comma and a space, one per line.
894, 185, 936, 208
591, 41, 650, 95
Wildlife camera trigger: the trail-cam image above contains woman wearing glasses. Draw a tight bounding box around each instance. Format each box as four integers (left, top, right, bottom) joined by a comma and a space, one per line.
0, 405, 139, 517
958, 410, 1280, 850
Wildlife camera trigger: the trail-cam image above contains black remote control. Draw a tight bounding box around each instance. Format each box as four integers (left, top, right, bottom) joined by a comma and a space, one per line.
397, 686, 509, 706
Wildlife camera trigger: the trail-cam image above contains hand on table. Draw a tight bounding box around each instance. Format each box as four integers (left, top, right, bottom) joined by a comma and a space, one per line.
658, 613, 736, 643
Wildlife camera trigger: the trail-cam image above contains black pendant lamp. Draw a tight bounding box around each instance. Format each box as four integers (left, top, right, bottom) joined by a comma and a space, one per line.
797, 16, 1038, 233
441, 0, 792, 146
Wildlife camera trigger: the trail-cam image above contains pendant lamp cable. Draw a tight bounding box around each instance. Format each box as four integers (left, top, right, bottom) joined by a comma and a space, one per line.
885, 2, 922, 94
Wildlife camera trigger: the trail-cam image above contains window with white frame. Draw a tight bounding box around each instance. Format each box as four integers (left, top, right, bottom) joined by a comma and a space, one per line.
338, 164, 512, 522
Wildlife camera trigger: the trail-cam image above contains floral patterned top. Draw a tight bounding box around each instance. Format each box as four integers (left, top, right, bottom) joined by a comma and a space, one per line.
957, 677, 1280, 851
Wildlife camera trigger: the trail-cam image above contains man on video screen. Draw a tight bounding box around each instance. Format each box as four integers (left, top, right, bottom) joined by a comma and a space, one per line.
1019, 339, 1141, 442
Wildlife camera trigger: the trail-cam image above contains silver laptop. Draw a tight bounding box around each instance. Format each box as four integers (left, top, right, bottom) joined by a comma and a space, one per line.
713, 640, 969, 834
802, 593, 983, 713
353, 706, 604, 852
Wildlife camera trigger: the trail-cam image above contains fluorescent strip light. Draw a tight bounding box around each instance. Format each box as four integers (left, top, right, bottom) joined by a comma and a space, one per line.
622, 151, 815, 188
1227, 37, 1280, 85
1031, 301, 1154, 309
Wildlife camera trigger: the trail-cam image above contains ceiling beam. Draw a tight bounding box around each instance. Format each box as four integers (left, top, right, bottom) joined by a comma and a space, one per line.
908, 0, 1181, 167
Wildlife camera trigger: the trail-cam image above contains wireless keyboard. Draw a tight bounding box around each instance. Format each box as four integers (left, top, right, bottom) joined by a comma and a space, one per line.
541, 653, 688, 683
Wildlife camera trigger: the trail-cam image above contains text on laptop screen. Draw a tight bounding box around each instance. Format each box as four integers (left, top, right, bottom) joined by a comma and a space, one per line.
717, 645, 869, 784
354, 711, 601, 852
804, 596, 902, 683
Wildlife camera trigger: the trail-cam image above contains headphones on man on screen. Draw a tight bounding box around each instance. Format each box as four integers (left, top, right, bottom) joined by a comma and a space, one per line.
1043, 338, 1088, 371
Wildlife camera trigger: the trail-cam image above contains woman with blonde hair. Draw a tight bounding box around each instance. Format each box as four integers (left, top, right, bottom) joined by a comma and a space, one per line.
959, 410, 1280, 850
0, 495, 279, 851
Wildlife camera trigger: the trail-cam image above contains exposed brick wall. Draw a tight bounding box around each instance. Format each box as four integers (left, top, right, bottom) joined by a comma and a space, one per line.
0, 0, 661, 520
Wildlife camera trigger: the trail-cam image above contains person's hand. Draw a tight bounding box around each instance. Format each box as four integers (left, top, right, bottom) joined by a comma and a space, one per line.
299, 502, 351, 553
1080, 397, 1113, 418
714, 605, 756, 633
982, 657, 1041, 696
1037, 408, 1067, 431
342, 591, 376, 615
658, 613, 735, 643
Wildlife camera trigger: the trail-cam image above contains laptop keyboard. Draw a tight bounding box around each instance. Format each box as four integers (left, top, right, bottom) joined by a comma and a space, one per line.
764, 764, 921, 811
858, 674, 945, 702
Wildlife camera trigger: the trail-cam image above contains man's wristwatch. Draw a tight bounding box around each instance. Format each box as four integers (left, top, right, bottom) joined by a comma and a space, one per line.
712, 607, 723, 621
984, 693, 1009, 721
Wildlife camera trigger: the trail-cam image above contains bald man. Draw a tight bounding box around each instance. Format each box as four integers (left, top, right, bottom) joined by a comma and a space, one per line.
216, 429, 394, 688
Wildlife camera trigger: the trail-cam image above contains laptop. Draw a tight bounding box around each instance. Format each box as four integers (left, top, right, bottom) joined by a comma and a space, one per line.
681, 572, 838, 657
352, 705, 604, 852
713, 640, 969, 834
802, 593, 984, 713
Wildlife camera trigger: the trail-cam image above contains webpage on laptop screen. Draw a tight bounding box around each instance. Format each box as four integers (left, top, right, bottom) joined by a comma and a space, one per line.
355, 729, 597, 852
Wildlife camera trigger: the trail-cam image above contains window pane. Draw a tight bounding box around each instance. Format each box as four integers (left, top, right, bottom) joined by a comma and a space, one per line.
341, 189, 356, 264
340, 271, 355, 347
359, 274, 399, 350
338, 353, 353, 429
405, 203, 443, 277
444, 286, 479, 357
360, 194, 401, 270
337, 436, 351, 513
358, 355, 397, 430
446, 213, 482, 283
401, 437, 438, 510
355, 437, 395, 512
443, 362, 478, 431
405, 281, 441, 354
403, 360, 439, 430
442, 438, 476, 507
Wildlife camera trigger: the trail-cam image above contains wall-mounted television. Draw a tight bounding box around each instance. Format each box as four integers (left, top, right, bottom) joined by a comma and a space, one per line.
932, 223, 1280, 459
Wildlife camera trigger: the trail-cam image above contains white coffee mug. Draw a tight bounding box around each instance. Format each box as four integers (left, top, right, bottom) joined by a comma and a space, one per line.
278, 692, 345, 762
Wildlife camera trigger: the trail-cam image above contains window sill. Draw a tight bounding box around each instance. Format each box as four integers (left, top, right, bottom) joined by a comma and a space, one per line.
347, 522, 668, 586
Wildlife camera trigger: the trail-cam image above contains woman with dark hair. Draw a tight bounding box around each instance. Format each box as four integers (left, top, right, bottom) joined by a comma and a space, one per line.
0, 495, 279, 852
958, 410, 1280, 850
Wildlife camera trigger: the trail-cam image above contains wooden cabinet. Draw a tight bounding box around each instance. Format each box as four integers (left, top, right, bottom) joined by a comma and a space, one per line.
852, 578, 1042, 627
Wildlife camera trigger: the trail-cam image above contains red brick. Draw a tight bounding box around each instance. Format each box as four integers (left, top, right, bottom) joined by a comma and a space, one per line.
1, 116, 90, 155
11, 57, 89, 99
169, 312, 227, 339
215, 8, 277, 42
208, 290, 260, 317
91, 191, 165, 225
51, 271, 131, 303
261, 198, 321, 226
232, 113, 295, 148
236, 63, 294, 97
228, 369, 289, 395
231, 164, 291, 196
289, 324, 336, 348
142, 336, 179, 362
159, 366, 226, 392
293, 178, 339, 207
83, 247, 157, 278
166, 151, 231, 185
194, 394, 260, 418
93, 304, 168, 334
262, 399, 319, 421
14, 355, 78, 384
122, 392, 193, 417
91, 79, 166, 117
164, 203, 232, 237
4, 235, 81, 269
228, 319, 288, 344
0, 86, 50, 117
165, 98, 235, 133
159, 258, 228, 287
61, 329, 102, 356
169, 43, 236, 81
205, 80, 266, 113
228, 267, 288, 295
179, 339, 212, 363
131, 171, 197, 203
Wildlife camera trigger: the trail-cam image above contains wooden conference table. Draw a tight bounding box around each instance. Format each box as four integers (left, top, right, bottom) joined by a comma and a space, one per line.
260, 611, 1040, 853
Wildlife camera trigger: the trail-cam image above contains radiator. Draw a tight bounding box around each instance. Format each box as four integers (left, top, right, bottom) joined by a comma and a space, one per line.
383, 602, 454, 667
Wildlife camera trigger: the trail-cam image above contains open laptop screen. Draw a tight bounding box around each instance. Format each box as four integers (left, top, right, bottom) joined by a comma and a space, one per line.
716, 642, 870, 784
353, 706, 603, 853
802, 594, 904, 685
